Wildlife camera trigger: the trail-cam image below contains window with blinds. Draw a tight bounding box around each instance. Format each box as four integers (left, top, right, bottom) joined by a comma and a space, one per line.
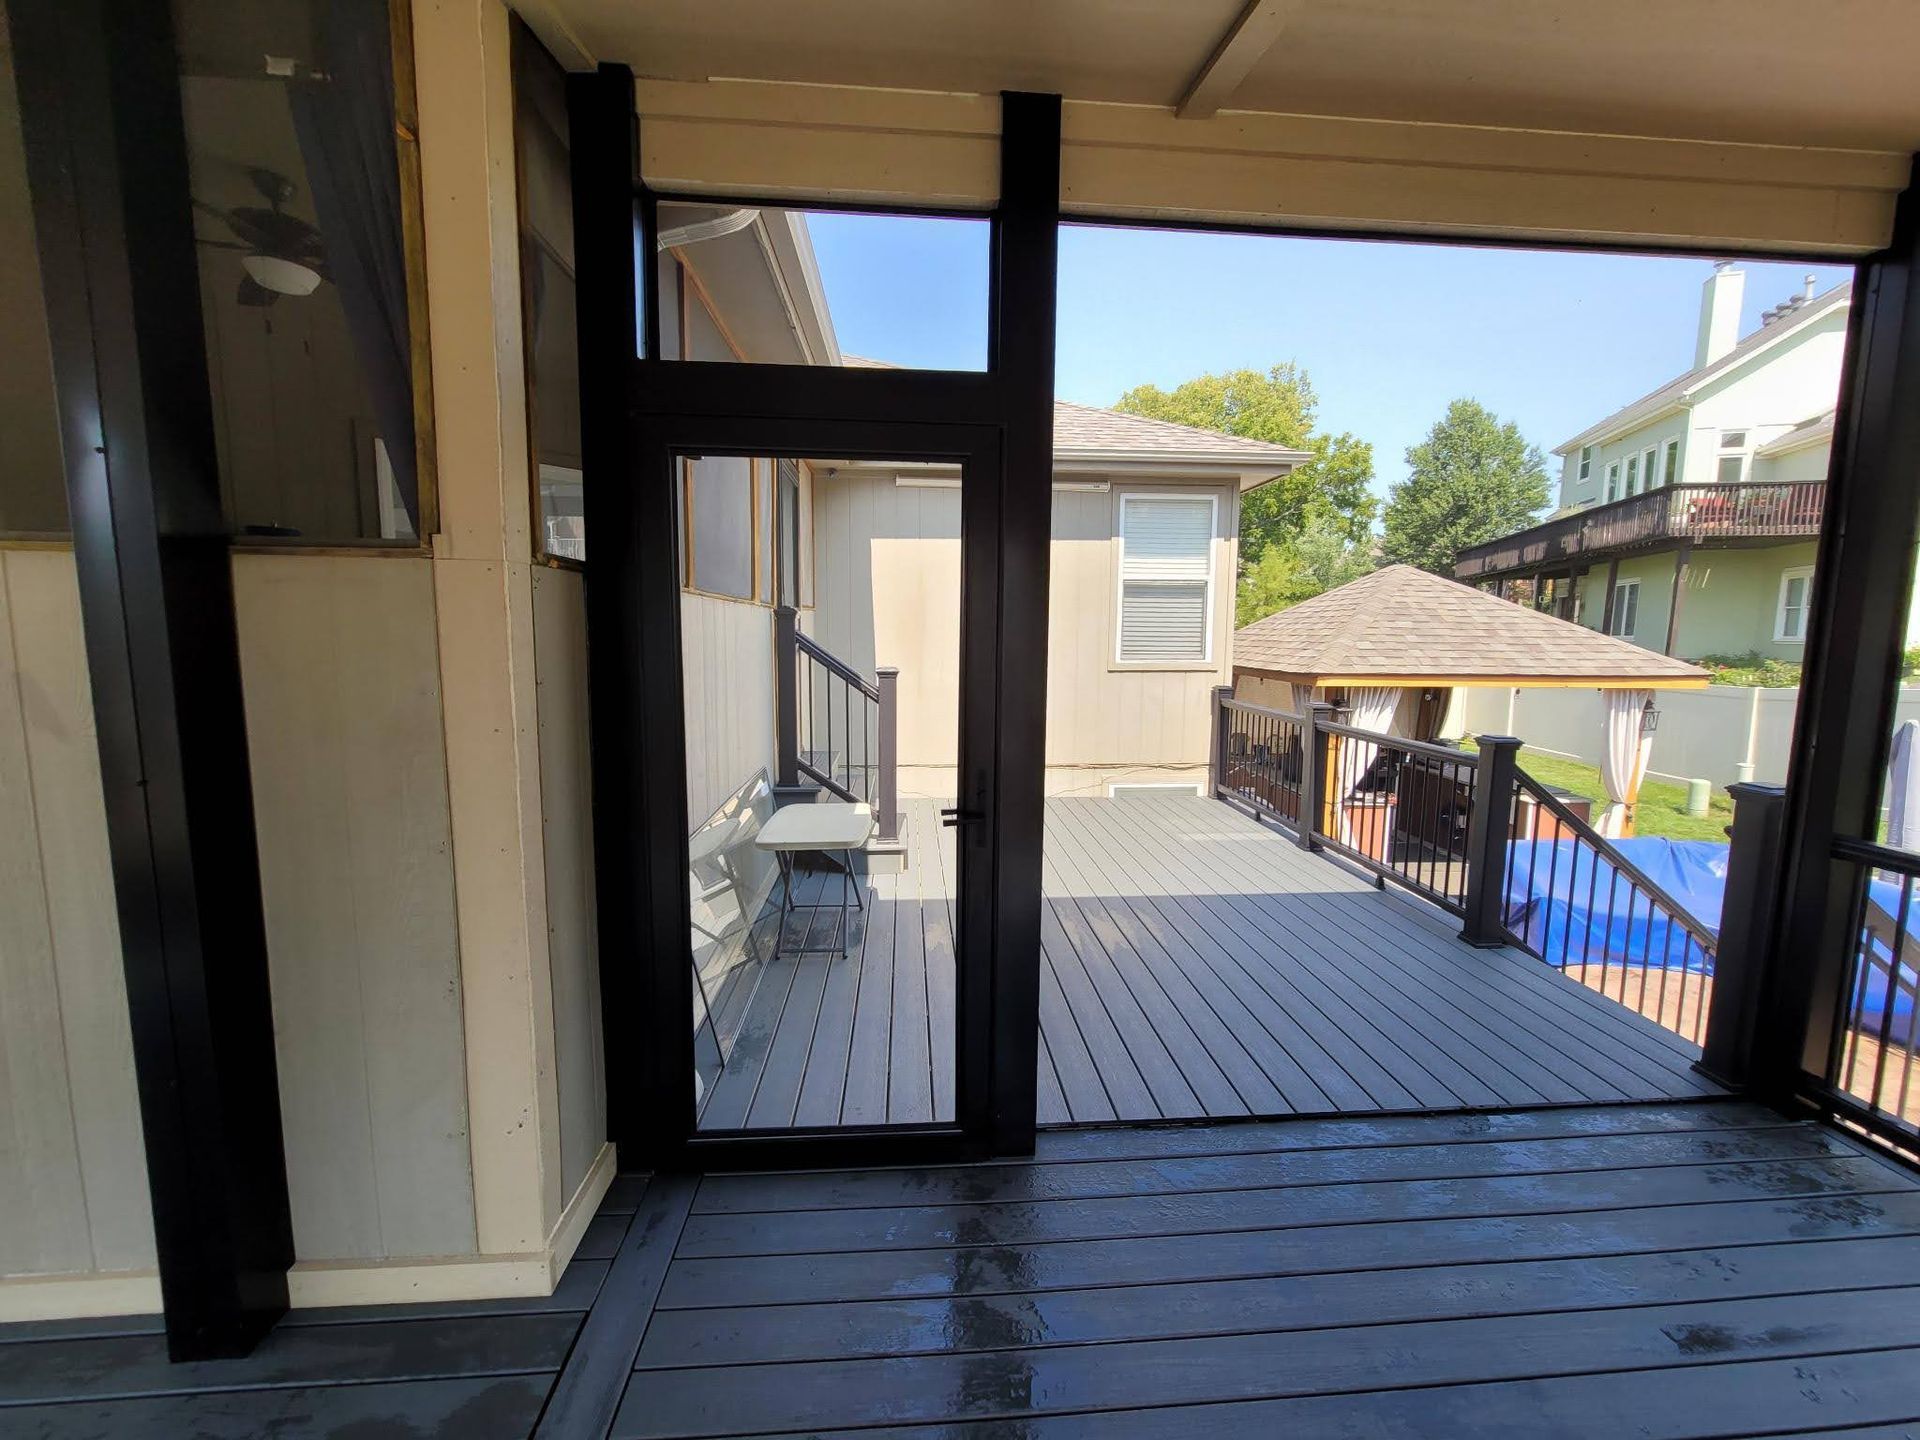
1117, 494, 1215, 663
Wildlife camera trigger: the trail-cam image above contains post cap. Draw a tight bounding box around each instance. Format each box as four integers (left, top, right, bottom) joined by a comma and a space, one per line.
1725, 781, 1786, 804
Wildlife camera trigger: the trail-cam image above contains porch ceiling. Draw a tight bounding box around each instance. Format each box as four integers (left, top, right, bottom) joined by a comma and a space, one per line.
528, 0, 1920, 153
520, 0, 1916, 253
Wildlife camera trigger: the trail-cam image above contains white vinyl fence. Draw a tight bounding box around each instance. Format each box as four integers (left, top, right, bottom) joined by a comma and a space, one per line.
1459, 683, 1920, 792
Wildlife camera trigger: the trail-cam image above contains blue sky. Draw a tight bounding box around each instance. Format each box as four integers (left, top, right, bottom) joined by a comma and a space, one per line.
804, 211, 1851, 501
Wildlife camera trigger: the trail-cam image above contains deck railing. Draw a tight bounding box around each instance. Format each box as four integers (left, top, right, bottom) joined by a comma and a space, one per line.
775, 606, 898, 843
1497, 768, 1720, 1045
1210, 689, 1729, 1048
1453, 480, 1827, 582
1820, 838, 1920, 1142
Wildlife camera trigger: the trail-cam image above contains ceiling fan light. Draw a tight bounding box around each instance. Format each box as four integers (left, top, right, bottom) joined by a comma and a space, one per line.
242, 253, 322, 297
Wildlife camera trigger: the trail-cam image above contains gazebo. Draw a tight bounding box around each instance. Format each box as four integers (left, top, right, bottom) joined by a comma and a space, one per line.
1232, 565, 1710, 835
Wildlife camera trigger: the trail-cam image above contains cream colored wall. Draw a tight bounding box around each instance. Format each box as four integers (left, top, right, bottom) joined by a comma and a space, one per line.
681, 591, 778, 827
232, 553, 475, 1264
0, 549, 157, 1316
809, 471, 1237, 795
531, 566, 605, 1200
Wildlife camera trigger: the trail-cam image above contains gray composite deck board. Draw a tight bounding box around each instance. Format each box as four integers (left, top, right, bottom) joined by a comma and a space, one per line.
697, 794, 1725, 1130
13, 1109, 1918, 1438
608, 1105, 1920, 1438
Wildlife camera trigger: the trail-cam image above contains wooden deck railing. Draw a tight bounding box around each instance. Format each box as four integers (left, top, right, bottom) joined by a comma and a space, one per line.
1210, 689, 1755, 1052
1454, 480, 1826, 582
775, 606, 898, 843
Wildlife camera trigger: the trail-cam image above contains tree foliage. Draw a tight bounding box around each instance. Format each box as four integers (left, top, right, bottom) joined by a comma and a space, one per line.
1381, 399, 1549, 574
1114, 364, 1377, 565
1235, 502, 1374, 625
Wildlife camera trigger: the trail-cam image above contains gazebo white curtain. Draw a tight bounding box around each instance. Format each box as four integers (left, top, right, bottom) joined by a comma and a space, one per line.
1598, 689, 1655, 838
1288, 683, 1315, 721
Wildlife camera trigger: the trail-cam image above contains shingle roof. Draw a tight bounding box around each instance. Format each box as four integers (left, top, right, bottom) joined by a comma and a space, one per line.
1756, 409, 1836, 457
1233, 565, 1708, 686
1555, 282, 1852, 455
840, 358, 1307, 470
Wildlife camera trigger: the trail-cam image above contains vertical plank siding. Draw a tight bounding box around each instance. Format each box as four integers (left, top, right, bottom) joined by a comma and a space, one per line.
678, 591, 776, 827
232, 554, 476, 1262
0, 550, 154, 1280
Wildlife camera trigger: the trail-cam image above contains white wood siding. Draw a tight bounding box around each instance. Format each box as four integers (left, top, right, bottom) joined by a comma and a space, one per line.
232, 554, 476, 1262
531, 567, 605, 1198
0, 550, 154, 1280
809, 473, 1237, 794
681, 591, 777, 826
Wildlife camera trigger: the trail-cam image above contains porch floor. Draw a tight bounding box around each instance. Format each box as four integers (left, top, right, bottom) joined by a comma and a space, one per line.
700, 792, 1721, 1131
12, 1102, 1920, 1436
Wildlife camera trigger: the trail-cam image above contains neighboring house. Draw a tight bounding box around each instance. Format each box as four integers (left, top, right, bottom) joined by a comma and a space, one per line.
1455, 266, 1915, 660
664, 207, 1307, 827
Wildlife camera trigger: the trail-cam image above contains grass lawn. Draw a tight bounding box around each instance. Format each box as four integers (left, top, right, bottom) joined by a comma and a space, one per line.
1503, 747, 1733, 843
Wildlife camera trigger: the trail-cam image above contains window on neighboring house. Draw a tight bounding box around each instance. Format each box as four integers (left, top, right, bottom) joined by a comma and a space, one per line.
1116, 493, 1215, 664
1662, 438, 1680, 488
1642, 446, 1660, 491
1578, 445, 1593, 483
1776, 565, 1814, 642
1718, 429, 1749, 484
1605, 461, 1621, 502
1625, 453, 1641, 496
1610, 579, 1640, 638
681, 452, 806, 607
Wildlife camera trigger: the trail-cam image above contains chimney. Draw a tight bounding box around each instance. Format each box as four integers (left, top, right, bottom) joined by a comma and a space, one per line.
1695, 261, 1745, 368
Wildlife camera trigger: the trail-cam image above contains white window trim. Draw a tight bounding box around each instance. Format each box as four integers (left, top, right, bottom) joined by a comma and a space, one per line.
1642, 445, 1659, 491
1610, 578, 1640, 638
1604, 461, 1621, 503
1577, 445, 1593, 483
1775, 565, 1815, 643
1662, 438, 1680, 488
1113, 490, 1218, 670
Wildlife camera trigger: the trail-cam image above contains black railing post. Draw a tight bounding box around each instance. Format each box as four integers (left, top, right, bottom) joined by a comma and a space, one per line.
1301, 701, 1338, 850
1209, 685, 1233, 799
1460, 734, 1522, 947
876, 666, 899, 843
774, 605, 799, 786
1699, 784, 1789, 1088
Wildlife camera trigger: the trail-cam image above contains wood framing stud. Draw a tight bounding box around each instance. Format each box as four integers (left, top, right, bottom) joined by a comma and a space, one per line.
1178, 0, 1303, 120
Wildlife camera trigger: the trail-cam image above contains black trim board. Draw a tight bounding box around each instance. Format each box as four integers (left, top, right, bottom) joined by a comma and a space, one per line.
8, 0, 293, 1359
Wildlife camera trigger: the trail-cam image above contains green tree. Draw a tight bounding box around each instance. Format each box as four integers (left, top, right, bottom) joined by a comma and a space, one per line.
1235, 501, 1374, 625
1115, 364, 1377, 564
1382, 399, 1549, 574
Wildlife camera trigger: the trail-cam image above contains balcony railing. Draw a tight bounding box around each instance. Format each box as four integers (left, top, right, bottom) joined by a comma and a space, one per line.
1454, 480, 1827, 582
774, 606, 899, 844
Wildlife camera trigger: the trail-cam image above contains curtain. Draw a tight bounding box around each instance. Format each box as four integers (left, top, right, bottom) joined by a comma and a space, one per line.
1287, 683, 1315, 720
1436, 687, 1468, 743
1599, 689, 1655, 837
1337, 686, 1402, 848
290, 0, 419, 533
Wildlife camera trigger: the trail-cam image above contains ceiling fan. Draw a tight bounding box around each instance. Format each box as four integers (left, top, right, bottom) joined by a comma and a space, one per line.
194, 167, 328, 307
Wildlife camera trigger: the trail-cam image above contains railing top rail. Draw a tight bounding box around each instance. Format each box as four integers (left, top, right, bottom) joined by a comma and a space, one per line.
1317, 724, 1482, 766
795, 630, 881, 700
1219, 697, 1308, 726
1832, 834, 1920, 878
1512, 767, 1720, 954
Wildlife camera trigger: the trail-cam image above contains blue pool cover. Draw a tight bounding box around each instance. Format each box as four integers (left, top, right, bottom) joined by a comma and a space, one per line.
1504, 835, 1916, 1045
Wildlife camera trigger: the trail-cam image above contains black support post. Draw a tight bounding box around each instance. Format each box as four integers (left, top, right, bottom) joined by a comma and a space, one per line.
1461, 735, 1522, 948
1664, 541, 1693, 656
1301, 701, 1337, 850
977, 90, 1060, 1157
1209, 684, 1233, 798
1768, 164, 1920, 1106
10, 0, 292, 1358
570, 64, 676, 1159
1700, 784, 1789, 1088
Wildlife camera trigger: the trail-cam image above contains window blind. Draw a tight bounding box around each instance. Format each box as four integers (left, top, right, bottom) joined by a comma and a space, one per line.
1119, 495, 1213, 662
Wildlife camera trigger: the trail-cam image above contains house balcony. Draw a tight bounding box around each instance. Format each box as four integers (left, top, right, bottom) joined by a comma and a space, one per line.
1454, 480, 1827, 584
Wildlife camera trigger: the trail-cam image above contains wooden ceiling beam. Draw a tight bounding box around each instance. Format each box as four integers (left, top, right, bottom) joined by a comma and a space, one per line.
1178, 0, 1303, 120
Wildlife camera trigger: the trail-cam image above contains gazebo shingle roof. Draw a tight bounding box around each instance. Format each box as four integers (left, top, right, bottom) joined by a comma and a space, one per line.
1234, 565, 1708, 686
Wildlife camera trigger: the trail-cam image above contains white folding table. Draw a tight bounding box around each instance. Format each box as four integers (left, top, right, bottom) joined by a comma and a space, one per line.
753, 801, 875, 959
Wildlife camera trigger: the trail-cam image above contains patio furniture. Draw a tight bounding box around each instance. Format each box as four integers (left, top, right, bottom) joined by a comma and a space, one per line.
754, 801, 875, 960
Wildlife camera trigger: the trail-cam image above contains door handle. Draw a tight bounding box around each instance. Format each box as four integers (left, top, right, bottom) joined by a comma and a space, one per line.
939, 807, 984, 829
